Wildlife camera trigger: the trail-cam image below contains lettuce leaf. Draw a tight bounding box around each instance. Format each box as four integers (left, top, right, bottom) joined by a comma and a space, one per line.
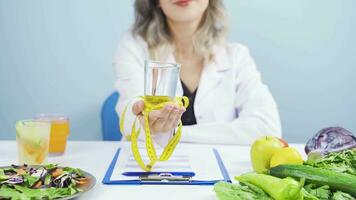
0, 185, 27, 200
0, 168, 8, 181
332, 191, 356, 200
44, 164, 58, 170
22, 174, 39, 187
214, 181, 273, 200
302, 188, 319, 200
302, 184, 355, 200
0, 182, 81, 200
12, 184, 80, 199
306, 149, 356, 175
62, 167, 84, 177
46, 185, 80, 199
304, 184, 331, 200
13, 185, 47, 199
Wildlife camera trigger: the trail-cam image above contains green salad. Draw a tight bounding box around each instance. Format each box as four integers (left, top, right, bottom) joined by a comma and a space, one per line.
0, 164, 88, 200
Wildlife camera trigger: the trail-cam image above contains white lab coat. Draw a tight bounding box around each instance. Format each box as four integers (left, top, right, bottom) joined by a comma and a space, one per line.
113, 32, 281, 145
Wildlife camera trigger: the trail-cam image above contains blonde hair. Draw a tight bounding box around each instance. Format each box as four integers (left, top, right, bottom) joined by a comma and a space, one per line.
133, 0, 229, 61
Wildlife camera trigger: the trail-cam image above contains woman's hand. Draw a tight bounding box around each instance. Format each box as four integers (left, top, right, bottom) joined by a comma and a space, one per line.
132, 100, 186, 134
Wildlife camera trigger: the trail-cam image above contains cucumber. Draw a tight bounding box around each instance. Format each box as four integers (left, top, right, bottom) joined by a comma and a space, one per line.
268, 164, 356, 197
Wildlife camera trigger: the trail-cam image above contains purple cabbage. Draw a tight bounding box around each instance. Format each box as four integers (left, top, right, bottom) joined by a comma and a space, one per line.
305, 127, 356, 155
2, 175, 24, 185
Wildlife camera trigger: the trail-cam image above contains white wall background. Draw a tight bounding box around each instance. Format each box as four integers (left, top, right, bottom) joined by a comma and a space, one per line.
0, 0, 355, 142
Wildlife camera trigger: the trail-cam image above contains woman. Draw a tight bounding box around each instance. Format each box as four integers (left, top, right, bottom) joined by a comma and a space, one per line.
113, 0, 281, 145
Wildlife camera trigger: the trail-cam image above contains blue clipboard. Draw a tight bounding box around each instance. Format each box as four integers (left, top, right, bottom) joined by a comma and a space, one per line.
102, 148, 231, 185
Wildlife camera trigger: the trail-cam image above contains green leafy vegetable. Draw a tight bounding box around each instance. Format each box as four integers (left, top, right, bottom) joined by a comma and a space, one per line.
304, 184, 331, 200
11, 185, 80, 200
301, 188, 319, 200
214, 181, 273, 200
13, 185, 49, 199
0, 185, 27, 200
44, 174, 52, 185
301, 184, 355, 200
332, 191, 356, 200
44, 164, 58, 170
46, 185, 81, 199
306, 149, 356, 175
63, 167, 84, 177
0, 169, 8, 181
22, 174, 39, 187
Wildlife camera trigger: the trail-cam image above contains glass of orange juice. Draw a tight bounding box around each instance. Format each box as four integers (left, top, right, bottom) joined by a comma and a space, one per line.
35, 114, 70, 155
16, 120, 51, 165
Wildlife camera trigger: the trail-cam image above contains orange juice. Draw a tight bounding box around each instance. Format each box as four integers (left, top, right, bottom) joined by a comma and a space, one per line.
49, 119, 70, 153
35, 114, 70, 154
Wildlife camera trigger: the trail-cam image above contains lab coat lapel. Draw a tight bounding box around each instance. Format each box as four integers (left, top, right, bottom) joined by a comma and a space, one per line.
195, 45, 231, 105
194, 63, 221, 105
165, 45, 231, 101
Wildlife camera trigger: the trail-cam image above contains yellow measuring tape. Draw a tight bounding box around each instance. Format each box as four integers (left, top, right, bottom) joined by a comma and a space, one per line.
120, 96, 189, 171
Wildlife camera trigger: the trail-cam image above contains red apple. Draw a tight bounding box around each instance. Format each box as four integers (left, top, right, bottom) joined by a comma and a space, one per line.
279, 138, 289, 147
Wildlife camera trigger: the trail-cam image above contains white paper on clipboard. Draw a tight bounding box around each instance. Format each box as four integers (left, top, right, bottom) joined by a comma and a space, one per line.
110, 142, 224, 181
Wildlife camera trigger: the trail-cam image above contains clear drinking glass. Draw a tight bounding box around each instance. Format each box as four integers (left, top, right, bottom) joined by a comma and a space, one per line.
144, 60, 181, 99
16, 120, 51, 165
35, 114, 70, 155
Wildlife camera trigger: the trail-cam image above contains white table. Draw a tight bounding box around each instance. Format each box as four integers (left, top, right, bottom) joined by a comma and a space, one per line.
0, 141, 305, 200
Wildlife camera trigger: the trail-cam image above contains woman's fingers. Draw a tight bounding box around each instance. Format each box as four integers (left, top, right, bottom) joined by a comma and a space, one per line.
172, 107, 186, 128
139, 103, 186, 134
132, 100, 144, 115
149, 104, 172, 120
148, 104, 174, 130
163, 106, 186, 131
154, 104, 176, 131
147, 110, 161, 126
163, 106, 180, 130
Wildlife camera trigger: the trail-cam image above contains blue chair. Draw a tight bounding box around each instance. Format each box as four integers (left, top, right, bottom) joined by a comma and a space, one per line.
101, 92, 122, 141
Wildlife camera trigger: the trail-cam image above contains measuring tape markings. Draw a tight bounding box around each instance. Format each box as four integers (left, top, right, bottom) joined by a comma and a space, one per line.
121, 96, 189, 171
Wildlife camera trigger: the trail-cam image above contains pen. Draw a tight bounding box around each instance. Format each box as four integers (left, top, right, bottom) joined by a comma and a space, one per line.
122, 172, 195, 177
